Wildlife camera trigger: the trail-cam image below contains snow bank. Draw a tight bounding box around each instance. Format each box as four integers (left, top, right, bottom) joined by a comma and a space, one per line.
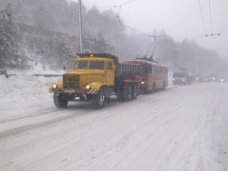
0, 74, 62, 101
0, 65, 65, 100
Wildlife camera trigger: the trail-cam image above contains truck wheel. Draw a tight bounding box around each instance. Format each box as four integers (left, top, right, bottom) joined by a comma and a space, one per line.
123, 86, 132, 101
162, 81, 166, 90
54, 93, 68, 108
132, 85, 138, 99
91, 88, 106, 109
117, 90, 123, 102
152, 83, 156, 93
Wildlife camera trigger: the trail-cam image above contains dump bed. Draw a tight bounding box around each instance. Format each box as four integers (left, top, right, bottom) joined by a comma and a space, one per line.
116, 63, 141, 77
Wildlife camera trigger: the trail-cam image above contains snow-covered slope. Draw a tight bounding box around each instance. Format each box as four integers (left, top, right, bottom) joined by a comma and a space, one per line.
0, 74, 62, 121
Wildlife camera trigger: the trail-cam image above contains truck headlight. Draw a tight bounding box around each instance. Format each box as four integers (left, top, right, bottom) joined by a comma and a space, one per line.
141, 81, 145, 85
85, 85, 91, 90
52, 84, 57, 89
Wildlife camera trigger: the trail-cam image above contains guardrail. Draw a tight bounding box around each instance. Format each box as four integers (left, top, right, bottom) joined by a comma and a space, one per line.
0, 70, 62, 78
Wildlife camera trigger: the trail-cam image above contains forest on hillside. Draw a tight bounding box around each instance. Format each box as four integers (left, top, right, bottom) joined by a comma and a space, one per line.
0, 0, 227, 77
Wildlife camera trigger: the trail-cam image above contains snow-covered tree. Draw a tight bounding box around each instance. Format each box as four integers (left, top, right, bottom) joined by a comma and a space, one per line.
0, 3, 18, 68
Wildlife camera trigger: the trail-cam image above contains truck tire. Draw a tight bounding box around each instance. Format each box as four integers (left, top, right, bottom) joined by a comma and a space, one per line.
117, 90, 123, 102
162, 81, 166, 90
54, 93, 68, 108
152, 83, 156, 93
132, 84, 138, 99
122, 85, 132, 101
91, 88, 106, 109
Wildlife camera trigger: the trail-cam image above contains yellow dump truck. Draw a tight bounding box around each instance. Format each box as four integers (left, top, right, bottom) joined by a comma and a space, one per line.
50, 53, 142, 109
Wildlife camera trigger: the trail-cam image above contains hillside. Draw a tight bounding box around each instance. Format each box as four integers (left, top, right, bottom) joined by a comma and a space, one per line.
0, 0, 227, 77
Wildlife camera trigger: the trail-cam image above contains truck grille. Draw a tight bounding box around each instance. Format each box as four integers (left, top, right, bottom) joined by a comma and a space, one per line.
63, 75, 80, 89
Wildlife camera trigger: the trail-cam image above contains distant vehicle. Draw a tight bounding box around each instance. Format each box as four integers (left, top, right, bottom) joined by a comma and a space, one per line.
192, 75, 205, 83
207, 75, 219, 82
220, 78, 225, 82
203, 77, 208, 82
127, 57, 168, 93
172, 69, 191, 85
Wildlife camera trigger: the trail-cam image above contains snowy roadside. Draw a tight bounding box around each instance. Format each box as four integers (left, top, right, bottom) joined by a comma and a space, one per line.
0, 74, 62, 121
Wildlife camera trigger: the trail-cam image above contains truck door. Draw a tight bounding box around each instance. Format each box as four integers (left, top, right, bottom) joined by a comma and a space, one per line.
106, 61, 115, 86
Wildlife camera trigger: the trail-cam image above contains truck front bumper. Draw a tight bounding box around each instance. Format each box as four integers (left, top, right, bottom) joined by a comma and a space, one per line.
50, 88, 87, 95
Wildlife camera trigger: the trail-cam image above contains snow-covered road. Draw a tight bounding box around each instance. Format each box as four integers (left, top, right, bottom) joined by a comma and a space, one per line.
0, 78, 228, 171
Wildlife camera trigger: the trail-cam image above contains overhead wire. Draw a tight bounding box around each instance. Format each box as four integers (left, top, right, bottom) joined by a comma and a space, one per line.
196, 0, 215, 48
208, 0, 220, 51
113, 0, 137, 19
208, 0, 213, 33
113, 0, 159, 56
197, 0, 208, 34
121, 0, 137, 7
196, 0, 220, 51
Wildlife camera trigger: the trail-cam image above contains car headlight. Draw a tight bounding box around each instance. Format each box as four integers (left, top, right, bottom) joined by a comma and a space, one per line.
85, 85, 91, 90
141, 81, 145, 85
172, 78, 175, 81
182, 79, 186, 82
220, 78, 224, 82
52, 84, 57, 89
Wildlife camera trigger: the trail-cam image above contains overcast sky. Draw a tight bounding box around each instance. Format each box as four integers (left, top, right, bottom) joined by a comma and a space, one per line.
80, 0, 228, 59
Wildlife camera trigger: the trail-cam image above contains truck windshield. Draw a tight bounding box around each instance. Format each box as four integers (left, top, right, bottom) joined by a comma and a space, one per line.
89, 61, 104, 69
75, 61, 88, 69
173, 72, 186, 77
75, 61, 104, 70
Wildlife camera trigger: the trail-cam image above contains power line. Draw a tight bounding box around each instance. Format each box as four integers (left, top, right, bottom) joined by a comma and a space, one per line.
125, 24, 156, 38
207, 0, 220, 51
113, 0, 137, 18
197, 0, 207, 34
196, 0, 215, 48
208, 0, 213, 33
113, 0, 156, 40
145, 31, 157, 56
121, 0, 137, 7
196, 0, 220, 51
113, 0, 160, 56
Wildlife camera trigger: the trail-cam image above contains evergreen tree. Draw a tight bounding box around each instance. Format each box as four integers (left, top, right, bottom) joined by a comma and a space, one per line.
0, 3, 18, 68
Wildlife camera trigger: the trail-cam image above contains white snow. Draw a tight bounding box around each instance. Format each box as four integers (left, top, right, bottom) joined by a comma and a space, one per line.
0, 74, 62, 121
0, 75, 228, 171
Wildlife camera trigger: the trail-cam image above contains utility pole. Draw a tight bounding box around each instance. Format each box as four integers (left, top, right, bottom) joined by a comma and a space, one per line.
78, 0, 83, 53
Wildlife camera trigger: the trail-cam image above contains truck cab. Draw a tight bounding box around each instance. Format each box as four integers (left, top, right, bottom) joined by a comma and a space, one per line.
172, 71, 191, 85
50, 54, 117, 109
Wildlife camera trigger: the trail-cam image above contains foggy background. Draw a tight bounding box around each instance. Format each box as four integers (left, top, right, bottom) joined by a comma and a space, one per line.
83, 0, 228, 58
0, 0, 228, 78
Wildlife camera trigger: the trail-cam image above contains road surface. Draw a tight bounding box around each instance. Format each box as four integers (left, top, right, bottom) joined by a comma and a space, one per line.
0, 83, 228, 171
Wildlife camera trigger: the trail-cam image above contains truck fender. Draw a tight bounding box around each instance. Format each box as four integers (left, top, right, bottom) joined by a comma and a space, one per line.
85, 82, 106, 95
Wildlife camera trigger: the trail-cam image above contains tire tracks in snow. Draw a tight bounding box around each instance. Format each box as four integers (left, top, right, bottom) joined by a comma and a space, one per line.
0, 106, 95, 139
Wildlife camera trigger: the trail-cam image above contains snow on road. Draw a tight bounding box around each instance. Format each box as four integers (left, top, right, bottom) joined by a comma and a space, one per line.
0, 75, 228, 171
